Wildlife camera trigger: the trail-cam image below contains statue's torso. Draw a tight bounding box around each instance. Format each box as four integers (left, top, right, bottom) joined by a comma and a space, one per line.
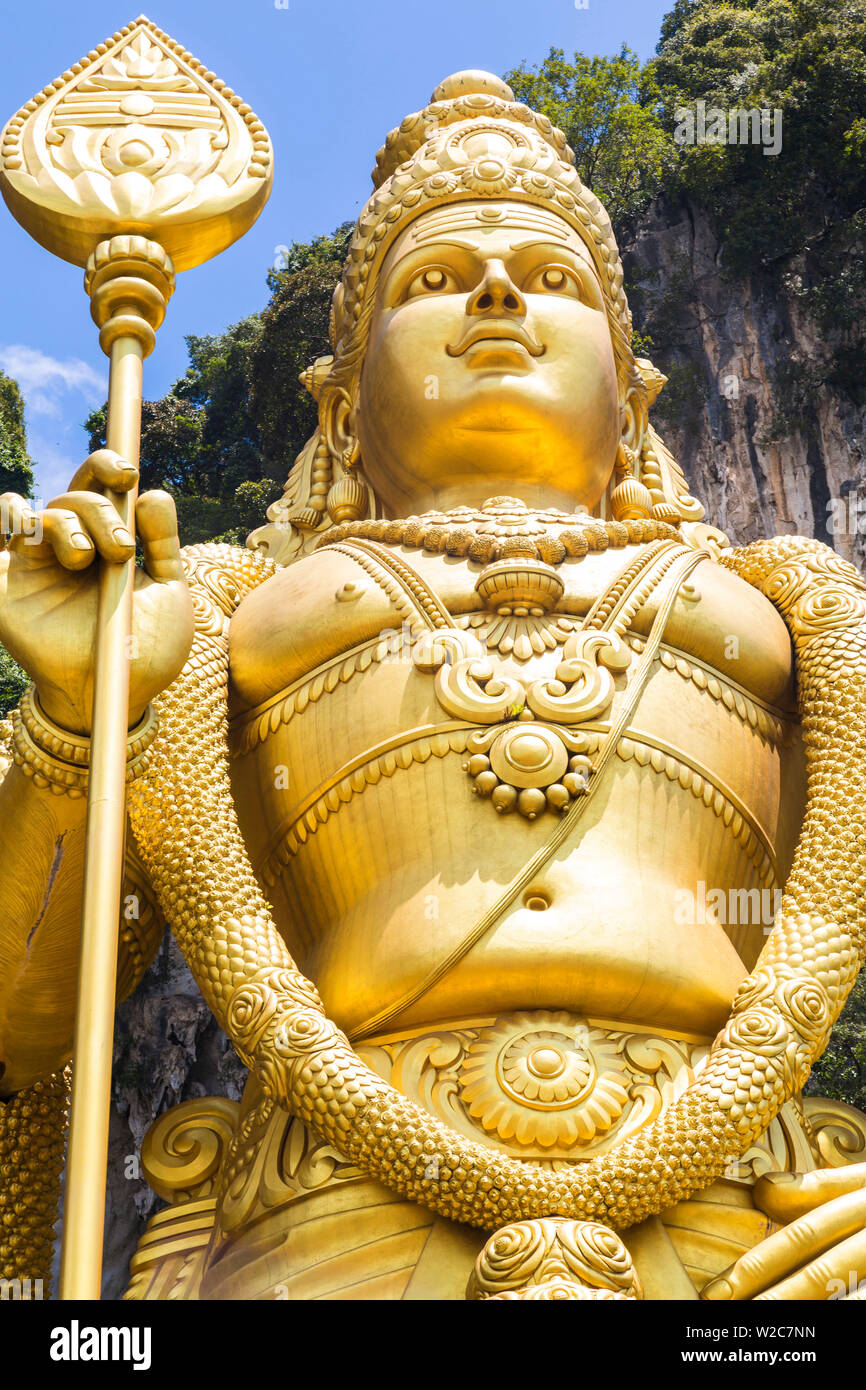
227, 534, 805, 1043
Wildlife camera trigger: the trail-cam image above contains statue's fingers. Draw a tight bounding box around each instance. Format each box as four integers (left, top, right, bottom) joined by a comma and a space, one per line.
1, 494, 53, 559
46, 491, 134, 563
702, 1187, 866, 1301
136, 491, 184, 583
754, 1164, 866, 1224
68, 449, 137, 495
38, 508, 96, 570
754, 1227, 866, 1301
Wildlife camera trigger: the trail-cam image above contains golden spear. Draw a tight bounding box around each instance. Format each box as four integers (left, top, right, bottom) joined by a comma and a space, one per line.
0, 15, 272, 1298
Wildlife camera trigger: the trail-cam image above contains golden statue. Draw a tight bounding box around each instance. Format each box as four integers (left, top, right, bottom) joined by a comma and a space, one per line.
2, 25, 866, 1302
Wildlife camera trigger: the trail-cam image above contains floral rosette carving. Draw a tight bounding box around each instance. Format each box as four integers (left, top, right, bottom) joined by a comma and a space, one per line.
272, 1009, 334, 1057
803, 550, 865, 590
459, 1013, 629, 1148
488, 1280, 631, 1300
422, 170, 460, 198
265, 967, 325, 1012
470, 1219, 549, 1293
189, 589, 227, 638
226, 982, 279, 1060
557, 1219, 639, 1293
730, 965, 784, 1013
727, 965, 831, 1057
718, 1005, 790, 1058
775, 976, 831, 1048
761, 562, 812, 614
226, 968, 328, 1072
789, 584, 866, 637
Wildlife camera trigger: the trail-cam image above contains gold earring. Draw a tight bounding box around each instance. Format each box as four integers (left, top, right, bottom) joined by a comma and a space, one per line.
327, 472, 368, 523
610, 478, 654, 522
341, 435, 360, 471
615, 437, 637, 480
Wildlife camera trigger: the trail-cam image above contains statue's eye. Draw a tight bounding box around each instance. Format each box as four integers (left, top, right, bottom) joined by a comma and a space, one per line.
525, 265, 582, 297
404, 266, 458, 299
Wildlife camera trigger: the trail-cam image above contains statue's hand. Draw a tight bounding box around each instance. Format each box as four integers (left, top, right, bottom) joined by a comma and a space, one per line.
0, 450, 193, 734
701, 1163, 866, 1301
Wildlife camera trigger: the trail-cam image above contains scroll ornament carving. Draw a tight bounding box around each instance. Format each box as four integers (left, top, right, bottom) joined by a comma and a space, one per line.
427, 622, 630, 819
433, 628, 630, 728
802, 1096, 866, 1168
141, 1096, 241, 1204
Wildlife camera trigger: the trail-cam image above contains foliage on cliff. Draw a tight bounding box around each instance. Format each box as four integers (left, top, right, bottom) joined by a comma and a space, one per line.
807, 982, 866, 1116
0, 645, 27, 718
651, 0, 866, 273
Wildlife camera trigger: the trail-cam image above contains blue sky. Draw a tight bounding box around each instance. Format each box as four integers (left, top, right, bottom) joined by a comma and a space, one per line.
0, 0, 671, 502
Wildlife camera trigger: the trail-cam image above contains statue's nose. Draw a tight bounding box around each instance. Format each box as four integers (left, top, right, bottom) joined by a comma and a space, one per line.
467, 259, 525, 317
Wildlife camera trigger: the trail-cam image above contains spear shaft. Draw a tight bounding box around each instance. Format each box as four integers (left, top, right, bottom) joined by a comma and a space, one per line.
58, 333, 142, 1301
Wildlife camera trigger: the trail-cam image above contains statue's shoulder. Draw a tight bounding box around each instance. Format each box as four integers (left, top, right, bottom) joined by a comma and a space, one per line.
637, 547, 795, 708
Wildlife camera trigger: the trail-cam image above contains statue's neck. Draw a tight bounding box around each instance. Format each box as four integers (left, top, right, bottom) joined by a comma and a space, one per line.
378, 477, 598, 518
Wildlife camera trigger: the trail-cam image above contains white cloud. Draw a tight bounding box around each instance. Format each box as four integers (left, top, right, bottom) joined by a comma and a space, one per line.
28, 436, 81, 504
0, 344, 106, 418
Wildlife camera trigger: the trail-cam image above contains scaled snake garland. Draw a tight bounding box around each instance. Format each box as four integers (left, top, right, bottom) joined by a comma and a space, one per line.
126, 535, 866, 1231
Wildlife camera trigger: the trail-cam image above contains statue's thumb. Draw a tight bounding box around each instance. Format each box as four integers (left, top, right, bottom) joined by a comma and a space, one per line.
136, 491, 185, 584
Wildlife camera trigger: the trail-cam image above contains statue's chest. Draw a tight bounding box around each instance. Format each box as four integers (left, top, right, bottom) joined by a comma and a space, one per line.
228, 540, 799, 874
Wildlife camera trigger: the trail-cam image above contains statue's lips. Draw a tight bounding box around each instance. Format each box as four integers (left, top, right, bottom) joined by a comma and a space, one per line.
445, 321, 545, 359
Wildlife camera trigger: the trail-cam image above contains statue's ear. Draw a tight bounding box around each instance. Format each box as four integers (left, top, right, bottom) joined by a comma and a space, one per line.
322, 387, 360, 471
620, 378, 648, 464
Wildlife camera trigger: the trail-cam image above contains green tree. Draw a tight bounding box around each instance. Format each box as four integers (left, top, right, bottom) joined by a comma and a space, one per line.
0, 644, 28, 718
250, 248, 350, 474
0, 371, 34, 715
0, 371, 35, 498
505, 47, 672, 224
807, 973, 866, 1115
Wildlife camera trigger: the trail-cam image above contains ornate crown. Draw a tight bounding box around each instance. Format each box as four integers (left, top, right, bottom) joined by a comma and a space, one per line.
330, 70, 631, 370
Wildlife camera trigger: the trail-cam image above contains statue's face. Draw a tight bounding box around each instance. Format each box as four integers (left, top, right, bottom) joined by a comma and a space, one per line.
351, 200, 621, 514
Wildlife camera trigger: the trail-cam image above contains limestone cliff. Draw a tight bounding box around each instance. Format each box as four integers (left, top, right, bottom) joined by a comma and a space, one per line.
622, 195, 866, 565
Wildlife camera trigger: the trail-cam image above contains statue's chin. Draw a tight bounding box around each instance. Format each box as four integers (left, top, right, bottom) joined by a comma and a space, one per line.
359, 428, 616, 516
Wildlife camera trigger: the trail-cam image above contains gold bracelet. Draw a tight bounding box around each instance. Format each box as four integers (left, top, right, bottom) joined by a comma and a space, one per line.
11, 687, 159, 798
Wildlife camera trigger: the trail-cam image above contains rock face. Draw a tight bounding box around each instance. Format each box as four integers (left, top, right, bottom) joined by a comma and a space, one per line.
86, 192, 864, 1298
622, 195, 866, 565
100, 937, 247, 1299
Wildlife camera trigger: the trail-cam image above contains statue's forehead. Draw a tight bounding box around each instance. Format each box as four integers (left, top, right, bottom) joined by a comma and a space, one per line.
382, 200, 595, 268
